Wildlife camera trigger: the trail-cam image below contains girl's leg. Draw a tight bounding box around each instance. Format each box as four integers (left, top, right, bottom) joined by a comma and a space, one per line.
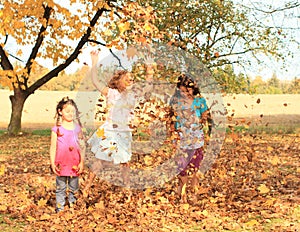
177, 175, 188, 203
82, 160, 102, 197
120, 162, 132, 202
121, 162, 130, 187
82, 172, 96, 198
191, 173, 199, 193
68, 176, 79, 205
190, 148, 203, 193
56, 176, 67, 212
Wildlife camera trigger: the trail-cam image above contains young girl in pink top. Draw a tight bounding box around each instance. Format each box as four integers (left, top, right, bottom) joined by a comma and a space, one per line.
50, 97, 85, 212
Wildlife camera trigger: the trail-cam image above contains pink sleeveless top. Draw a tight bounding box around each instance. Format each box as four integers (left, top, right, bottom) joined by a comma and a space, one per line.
52, 124, 82, 176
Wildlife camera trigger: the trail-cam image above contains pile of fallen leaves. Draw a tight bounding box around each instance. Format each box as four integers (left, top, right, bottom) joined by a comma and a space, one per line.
0, 132, 299, 231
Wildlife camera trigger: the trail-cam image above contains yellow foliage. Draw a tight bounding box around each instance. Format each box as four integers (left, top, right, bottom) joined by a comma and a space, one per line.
118, 21, 131, 34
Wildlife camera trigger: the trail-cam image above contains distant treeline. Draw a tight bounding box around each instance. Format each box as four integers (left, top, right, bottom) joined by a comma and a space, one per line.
1, 64, 299, 94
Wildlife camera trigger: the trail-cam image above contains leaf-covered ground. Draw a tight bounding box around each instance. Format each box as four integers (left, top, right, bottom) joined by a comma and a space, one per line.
0, 132, 299, 231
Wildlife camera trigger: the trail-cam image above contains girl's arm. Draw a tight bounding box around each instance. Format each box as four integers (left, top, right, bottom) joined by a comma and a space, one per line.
77, 131, 86, 174
200, 109, 209, 124
50, 131, 59, 175
90, 50, 108, 96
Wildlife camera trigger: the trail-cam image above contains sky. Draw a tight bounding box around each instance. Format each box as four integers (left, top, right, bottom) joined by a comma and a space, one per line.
232, 0, 300, 80
2, 0, 300, 81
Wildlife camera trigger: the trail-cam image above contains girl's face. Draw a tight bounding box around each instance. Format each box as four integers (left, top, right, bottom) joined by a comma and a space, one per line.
180, 85, 193, 99
119, 73, 133, 89
59, 104, 76, 122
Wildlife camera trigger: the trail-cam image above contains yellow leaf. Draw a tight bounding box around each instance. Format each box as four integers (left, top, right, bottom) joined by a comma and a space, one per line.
257, 184, 270, 194
245, 219, 259, 226
181, 203, 189, 211
118, 21, 130, 34
143, 22, 152, 32
109, 146, 116, 151
95, 200, 105, 210
40, 213, 51, 220
0, 205, 7, 211
269, 155, 280, 165
38, 198, 47, 207
201, 209, 209, 217
0, 164, 5, 176
263, 197, 276, 207
144, 155, 153, 166
92, 211, 102, 220
267, 146, 274, 152
103, 29, 112, 37
27, 216, 36, 222
96, 128, 105, 138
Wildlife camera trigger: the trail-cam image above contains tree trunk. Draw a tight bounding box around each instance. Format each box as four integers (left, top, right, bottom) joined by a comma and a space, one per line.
7, 90, 28, 135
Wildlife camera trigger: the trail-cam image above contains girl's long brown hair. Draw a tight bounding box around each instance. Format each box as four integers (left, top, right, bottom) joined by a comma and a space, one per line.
108, 70, 129, 92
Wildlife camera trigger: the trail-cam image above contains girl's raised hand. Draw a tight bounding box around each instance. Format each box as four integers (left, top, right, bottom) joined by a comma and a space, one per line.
90, 50, 99, 66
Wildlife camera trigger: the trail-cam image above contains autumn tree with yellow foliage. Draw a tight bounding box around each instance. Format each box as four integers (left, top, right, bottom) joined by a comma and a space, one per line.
0, 0, 159, 135
1, 0, 299, 135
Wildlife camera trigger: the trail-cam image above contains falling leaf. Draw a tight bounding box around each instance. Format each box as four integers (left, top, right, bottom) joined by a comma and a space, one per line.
126, 47, 138, 59
283, 103, 287, 107
257, 184, 270, 194
256, 98, 261, 104
109, 146, 117, 151
96, 128, 105, 138
214, 52, 220, 58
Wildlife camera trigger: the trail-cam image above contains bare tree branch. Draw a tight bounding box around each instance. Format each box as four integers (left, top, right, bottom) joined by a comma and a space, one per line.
26, 8, 107, 96
25, 5, 52, 76
0, 45, 14, 70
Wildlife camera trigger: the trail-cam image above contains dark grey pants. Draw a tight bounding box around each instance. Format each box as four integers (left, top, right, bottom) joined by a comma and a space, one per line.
56, 176, 79, 211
